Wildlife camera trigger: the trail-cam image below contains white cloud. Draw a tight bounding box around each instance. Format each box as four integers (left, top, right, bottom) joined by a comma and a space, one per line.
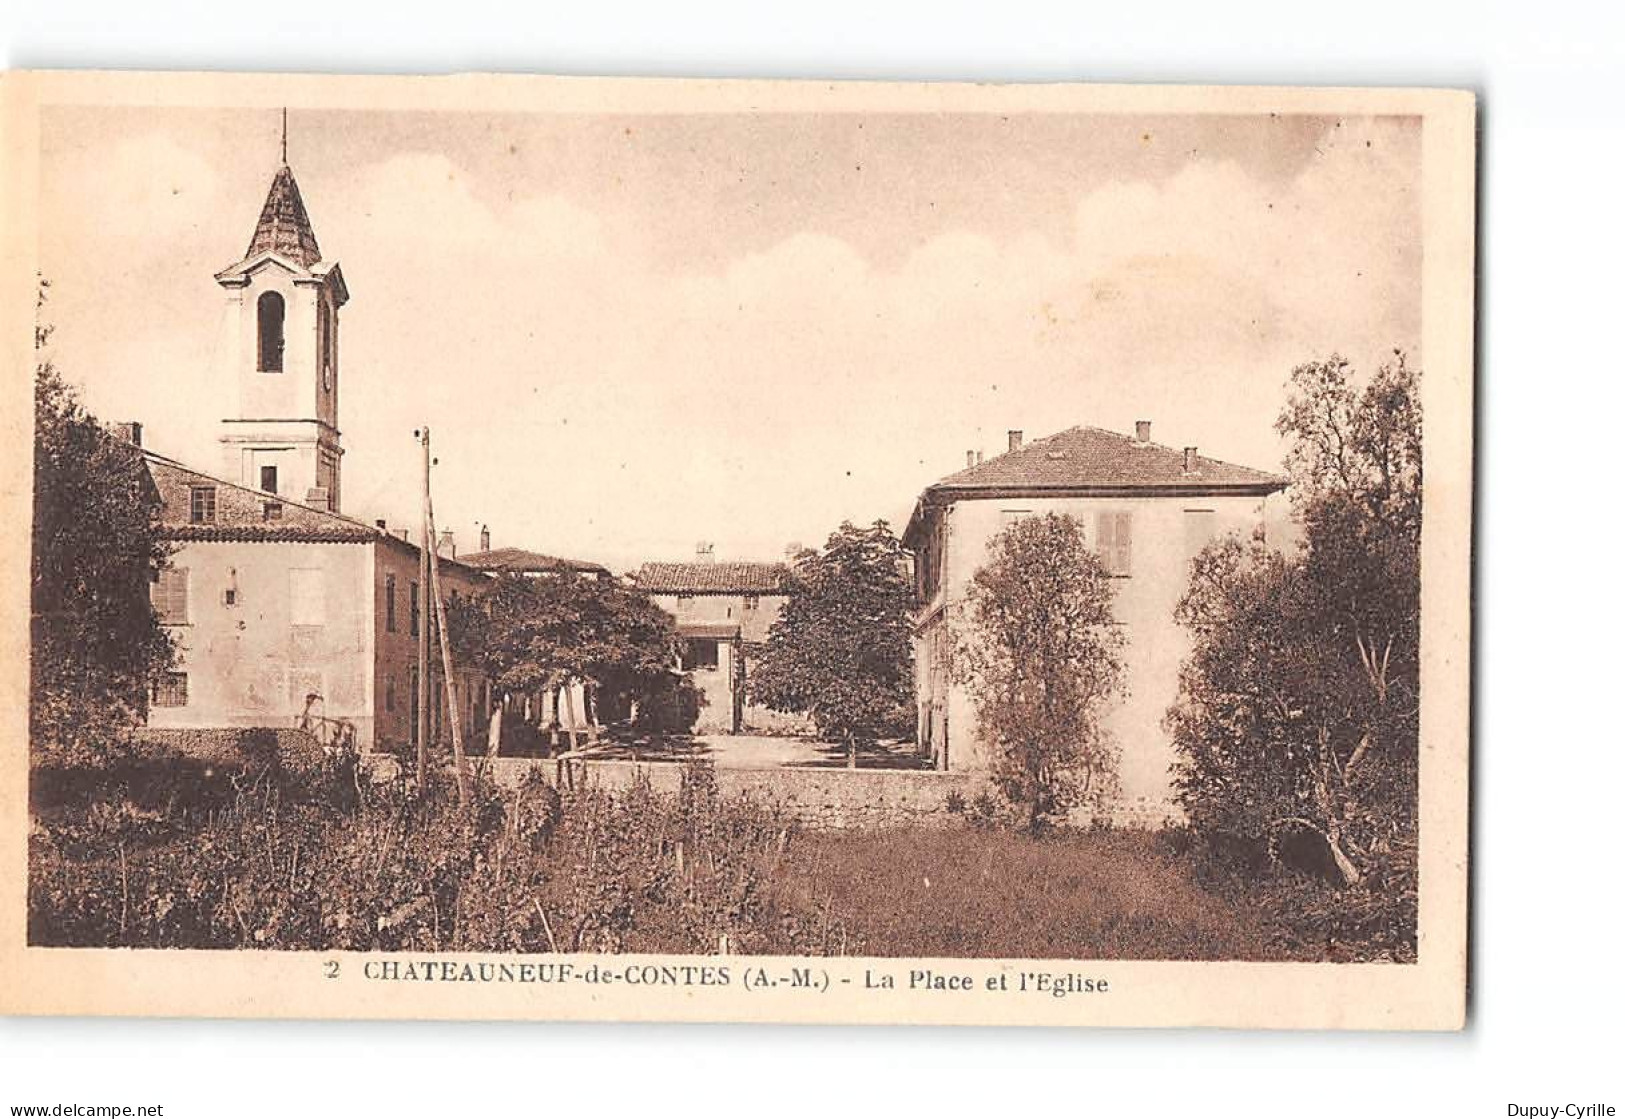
45, 132, 220, 246
46, 117, 1421, 573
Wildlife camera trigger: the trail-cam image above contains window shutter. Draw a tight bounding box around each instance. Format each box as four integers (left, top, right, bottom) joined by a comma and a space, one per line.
151, 568, 189, 623
1094, 512, 1114, 572
1115, 512, 1133, 576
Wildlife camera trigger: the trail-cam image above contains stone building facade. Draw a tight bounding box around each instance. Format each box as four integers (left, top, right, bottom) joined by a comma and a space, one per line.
903, 423, 1287, 823
634, 549, 796, 734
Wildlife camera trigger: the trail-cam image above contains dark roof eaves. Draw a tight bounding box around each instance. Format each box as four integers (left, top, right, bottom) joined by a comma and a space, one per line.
647, 586, 783, 596
159, 527, 372, 544
923, 479, 1287, 502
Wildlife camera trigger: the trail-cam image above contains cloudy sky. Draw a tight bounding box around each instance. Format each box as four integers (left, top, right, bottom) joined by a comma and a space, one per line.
37, 105, 1420, 572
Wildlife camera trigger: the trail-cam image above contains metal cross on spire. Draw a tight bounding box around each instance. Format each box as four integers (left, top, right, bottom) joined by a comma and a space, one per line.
280, 107, 288, 165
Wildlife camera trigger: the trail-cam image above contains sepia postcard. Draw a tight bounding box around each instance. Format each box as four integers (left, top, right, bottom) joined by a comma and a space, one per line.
0, 71, 1475, 1029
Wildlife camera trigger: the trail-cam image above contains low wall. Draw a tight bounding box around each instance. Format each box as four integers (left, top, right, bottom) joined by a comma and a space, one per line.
134, 726, 326, 771
364, 754, 990, 829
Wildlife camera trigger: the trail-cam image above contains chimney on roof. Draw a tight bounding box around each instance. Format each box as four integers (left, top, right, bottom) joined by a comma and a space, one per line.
438, 530, 455, 558
1184, 446, 1198, 473
966, 450, 975, 468
1136, 420, 1152, 443
375, 519, 387, 531
975, 450, 983, 465
305, 486, 330, 512
696, 542, 715, 563
112, 421, 142, 447
480, 524, 491, 552
1008, 430, 1023, 453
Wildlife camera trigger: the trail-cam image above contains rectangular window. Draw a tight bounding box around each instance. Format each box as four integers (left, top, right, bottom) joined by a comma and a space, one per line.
743, 594, 760, 611
290, 569, 325, 626
151, 672, 188, 707
150, 567, 189, 624
260, 464, 278, 494
189, 486, 216, 524
681, 638, 720, 671
385, 574, 397, 632
1095, 511, 1133, 577
409, 581, 421, 637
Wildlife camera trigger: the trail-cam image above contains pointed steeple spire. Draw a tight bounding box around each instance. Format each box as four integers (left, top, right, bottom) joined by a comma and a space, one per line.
245, 122, 322, 268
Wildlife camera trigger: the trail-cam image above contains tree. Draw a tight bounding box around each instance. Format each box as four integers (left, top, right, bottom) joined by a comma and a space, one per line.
1169, 352, 1421, 888
751, 520, 915, 767
954, 513, 1125, 831
31, 281, 173, 767
447, 573, 682, 740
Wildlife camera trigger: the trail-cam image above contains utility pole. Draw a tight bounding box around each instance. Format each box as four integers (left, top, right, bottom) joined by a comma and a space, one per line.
416, 426, 431, 790
426, 488, 471, 808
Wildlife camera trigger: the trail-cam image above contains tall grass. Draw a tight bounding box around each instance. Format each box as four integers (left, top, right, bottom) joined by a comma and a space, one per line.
29, 752, 1366, 960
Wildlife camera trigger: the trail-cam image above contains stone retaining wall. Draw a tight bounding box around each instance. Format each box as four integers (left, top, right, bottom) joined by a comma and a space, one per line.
360, 755, 1178, 831
365, 754, 990, 829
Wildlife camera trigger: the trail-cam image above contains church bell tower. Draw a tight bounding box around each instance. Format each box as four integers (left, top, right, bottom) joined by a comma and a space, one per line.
215, 120, 348, 513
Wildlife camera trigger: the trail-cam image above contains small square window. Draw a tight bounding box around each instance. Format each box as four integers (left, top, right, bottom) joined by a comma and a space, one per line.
151, 672, 188, 707
743, 594, 760, 610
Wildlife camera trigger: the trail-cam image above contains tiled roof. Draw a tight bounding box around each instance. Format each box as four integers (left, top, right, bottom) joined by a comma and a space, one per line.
458, 547, 610, 575
634, 561, 789, 595
163, 524, 374, 543
929, 426, 1285, 493
146, 453, 374, 544
143, 451, 488, 576
246, 165, 321, 267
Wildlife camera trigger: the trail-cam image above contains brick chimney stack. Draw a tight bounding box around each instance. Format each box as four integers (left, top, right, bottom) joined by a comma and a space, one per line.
438, 530, 455, 558
112, 421, 142, 447
480, 524, 491, 552
1184, 446, 1198, 473
966, 450, 975, 468
1008, 430, 1023, 453
1135, 420, 1152, 443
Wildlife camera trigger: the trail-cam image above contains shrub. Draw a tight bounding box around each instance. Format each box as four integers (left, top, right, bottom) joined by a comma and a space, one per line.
955, 513, 1124, 831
